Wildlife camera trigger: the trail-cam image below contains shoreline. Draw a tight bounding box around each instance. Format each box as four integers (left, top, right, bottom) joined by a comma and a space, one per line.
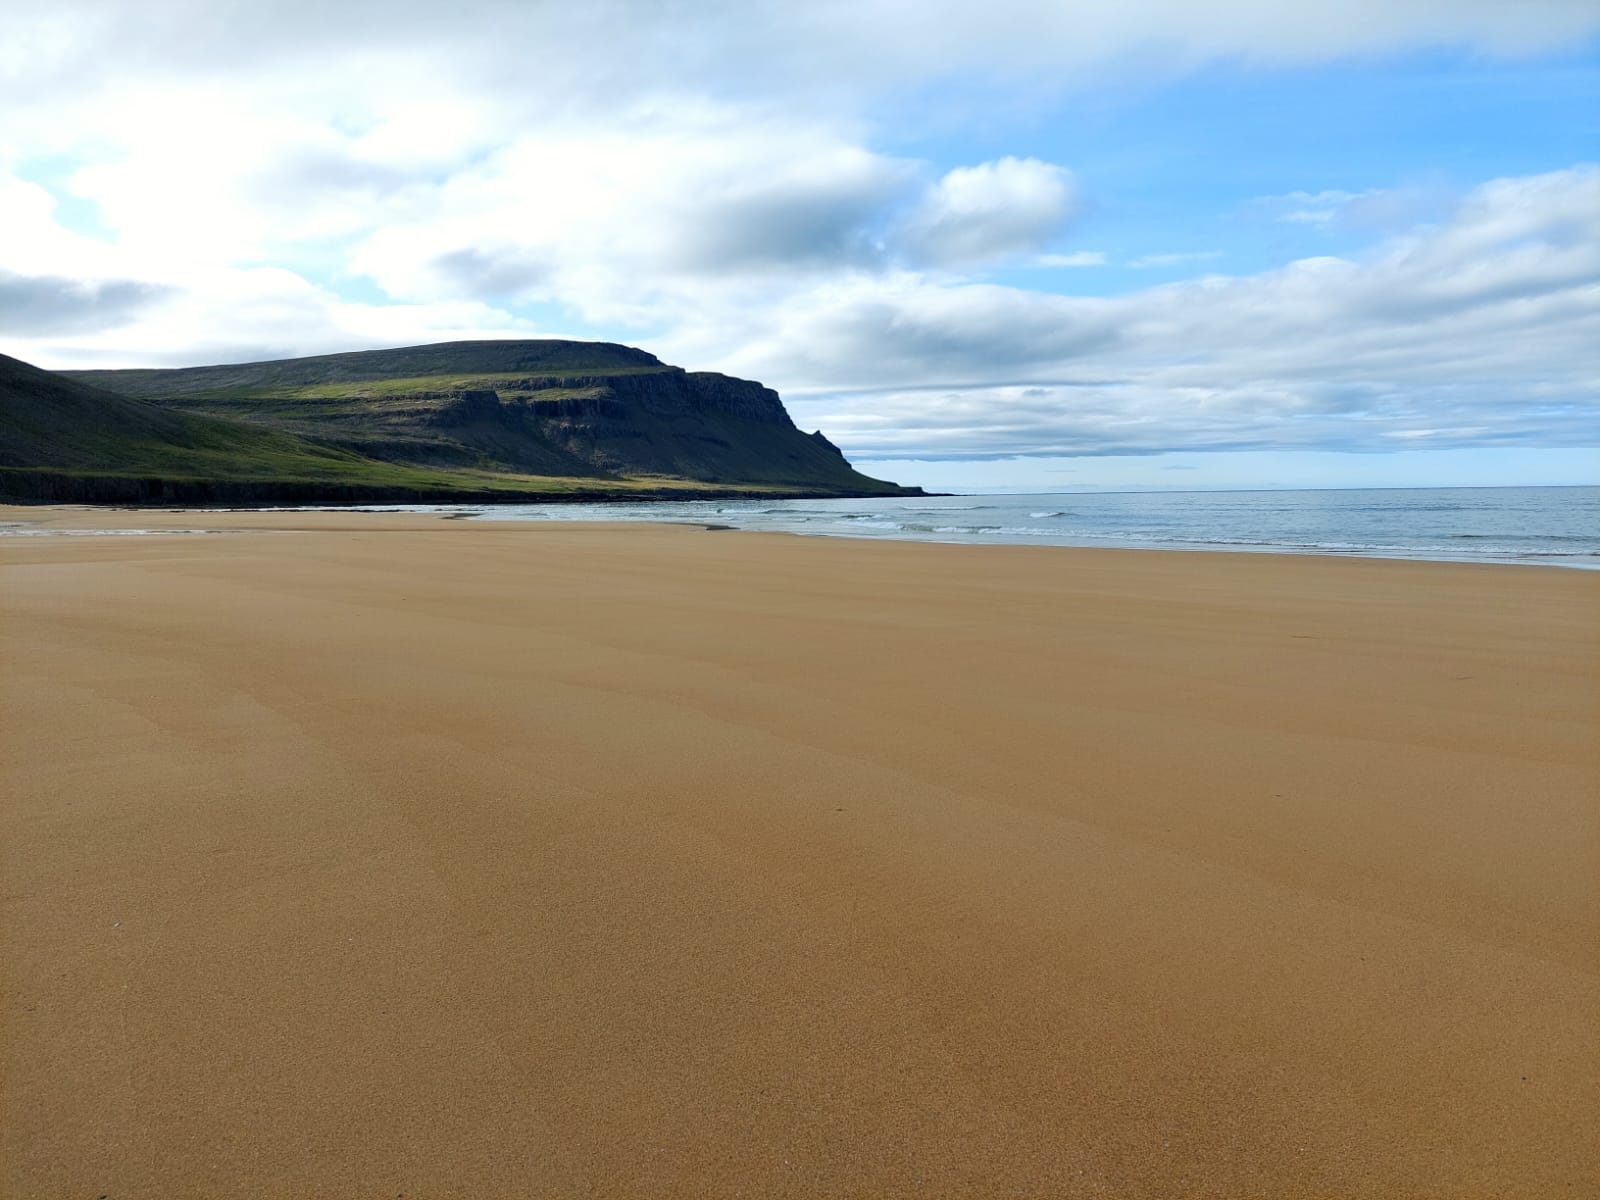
4, 506, 1596, 1196
2, 500, 1595, 571
0, 475, 928, 507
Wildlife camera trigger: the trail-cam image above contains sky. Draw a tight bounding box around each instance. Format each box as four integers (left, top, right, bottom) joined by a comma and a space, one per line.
2, 1, 1597, 492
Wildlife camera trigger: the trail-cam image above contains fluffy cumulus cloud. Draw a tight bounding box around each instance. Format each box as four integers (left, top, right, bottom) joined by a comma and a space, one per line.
344, 123, 919, 320
897, 159, 1077, 267
2, 0, 1597, 459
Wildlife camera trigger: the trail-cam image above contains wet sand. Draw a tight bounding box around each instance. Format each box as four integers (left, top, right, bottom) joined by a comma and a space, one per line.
3, 506, 1596, 1197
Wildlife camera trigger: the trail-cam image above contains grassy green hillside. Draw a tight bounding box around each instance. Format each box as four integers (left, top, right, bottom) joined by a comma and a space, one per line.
70, 340, 669, 397
5, 344, 917, 504
62, 340, 914, 497
1, 351, 385, 479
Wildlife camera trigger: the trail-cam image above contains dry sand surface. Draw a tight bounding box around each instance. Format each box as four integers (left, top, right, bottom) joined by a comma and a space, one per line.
2, 505, 1596, 1198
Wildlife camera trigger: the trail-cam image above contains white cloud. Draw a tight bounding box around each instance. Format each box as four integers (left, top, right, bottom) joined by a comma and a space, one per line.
5, 2, 1597, 124
0, 168, 538, 366
1271, 190, 1365, 226
343, 118, 918, 324
897, 158, 1078, 267
1257, 180, 1458, 232
1037, 252, 1107, 268
1127, 251, 1224, 269
1, 268, 536, 369
755, 166, 1600, 457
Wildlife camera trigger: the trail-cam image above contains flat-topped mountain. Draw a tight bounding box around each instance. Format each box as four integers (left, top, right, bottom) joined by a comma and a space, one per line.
1, 340, 917, 504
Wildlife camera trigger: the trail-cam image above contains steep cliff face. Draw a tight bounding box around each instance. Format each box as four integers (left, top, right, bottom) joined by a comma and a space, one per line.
64, 340, 910, 495
504, 369, 789, 424
416, 367, 856, 485
426, 370, 792, 439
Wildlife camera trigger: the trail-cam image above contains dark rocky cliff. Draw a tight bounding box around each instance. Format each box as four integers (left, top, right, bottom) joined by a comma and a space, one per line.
430, 369, 791, 429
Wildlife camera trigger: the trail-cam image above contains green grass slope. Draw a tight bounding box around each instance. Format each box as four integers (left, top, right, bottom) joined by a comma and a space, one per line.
4, 347, 916, 504
70, 340, 669, 398
0, 352, 399, 487
63, 340, 917, 498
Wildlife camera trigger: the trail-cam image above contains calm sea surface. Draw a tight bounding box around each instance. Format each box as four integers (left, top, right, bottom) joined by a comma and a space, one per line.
456, 485, 1598, 568
19, 485, 1588, 566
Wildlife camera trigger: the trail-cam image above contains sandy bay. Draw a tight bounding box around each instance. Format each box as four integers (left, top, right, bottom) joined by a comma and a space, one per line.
2, 507, 1596, 1197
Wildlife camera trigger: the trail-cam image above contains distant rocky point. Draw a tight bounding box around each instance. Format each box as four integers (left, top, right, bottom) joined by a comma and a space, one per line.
0, 340, 919, 504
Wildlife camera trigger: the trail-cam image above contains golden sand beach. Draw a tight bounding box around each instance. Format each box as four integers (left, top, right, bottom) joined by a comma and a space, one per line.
2, 507, 1596, 1197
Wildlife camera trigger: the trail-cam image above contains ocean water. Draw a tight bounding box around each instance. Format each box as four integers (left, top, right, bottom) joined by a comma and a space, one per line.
15, 486, 1589, 565
457, 485, 1600, 567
